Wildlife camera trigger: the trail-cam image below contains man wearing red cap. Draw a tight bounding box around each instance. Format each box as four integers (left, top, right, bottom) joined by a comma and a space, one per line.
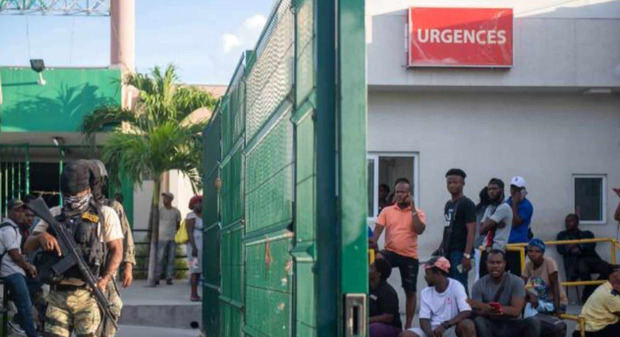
401, 256, 475, 337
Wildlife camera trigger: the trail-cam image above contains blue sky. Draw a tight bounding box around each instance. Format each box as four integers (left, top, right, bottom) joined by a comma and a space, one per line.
0, 0, 274, 84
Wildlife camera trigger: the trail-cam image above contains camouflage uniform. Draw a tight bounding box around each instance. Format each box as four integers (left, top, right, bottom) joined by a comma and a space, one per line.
103, 200, 136, 337
38, 204, 124, 337
45, 288, 101, 337
107, 200, 136, 269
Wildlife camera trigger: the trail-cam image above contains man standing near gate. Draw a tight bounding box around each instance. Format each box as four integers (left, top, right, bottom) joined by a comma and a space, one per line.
370, 179, 426, 329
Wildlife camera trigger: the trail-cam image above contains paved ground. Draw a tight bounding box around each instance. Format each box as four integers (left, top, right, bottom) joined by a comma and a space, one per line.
118, 279, 202, 329
116, 324, 201, 337
119, 279, 201, 305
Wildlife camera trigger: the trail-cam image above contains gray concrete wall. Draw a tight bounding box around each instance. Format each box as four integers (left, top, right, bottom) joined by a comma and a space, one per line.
368, 89, 620, 312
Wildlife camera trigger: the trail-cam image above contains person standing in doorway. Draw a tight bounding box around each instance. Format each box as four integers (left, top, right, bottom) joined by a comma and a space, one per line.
378, 183, 391, 214
371, 180, 426, 329
157, 192, 181, 285
439, 168, 476, 290
506, 176, 534, 276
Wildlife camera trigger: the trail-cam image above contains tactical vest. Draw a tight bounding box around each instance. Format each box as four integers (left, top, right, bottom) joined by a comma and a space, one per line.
34, 202, 106, 284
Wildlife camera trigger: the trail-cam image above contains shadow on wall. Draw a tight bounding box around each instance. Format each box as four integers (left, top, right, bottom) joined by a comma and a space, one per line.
1, 82, 116, 132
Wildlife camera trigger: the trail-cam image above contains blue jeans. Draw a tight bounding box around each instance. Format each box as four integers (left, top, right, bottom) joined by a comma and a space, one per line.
448, 250, 468, 291
156, 240, 176, 280
2, 273, 39, 337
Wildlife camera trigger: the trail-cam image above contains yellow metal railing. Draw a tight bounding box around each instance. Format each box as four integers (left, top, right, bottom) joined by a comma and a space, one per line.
560, 313, 586, 337
505, 237, 619, 337
506, 237, 618, 278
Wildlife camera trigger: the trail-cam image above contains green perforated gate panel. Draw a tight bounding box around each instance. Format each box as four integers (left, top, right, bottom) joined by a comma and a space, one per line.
203, 1, 367, 336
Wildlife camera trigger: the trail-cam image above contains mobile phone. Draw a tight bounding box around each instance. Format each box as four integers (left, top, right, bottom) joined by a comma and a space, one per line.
489, 302, 501, 312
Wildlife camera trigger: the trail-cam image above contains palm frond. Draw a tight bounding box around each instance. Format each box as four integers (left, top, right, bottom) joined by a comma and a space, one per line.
173, 86, 218, 121
102, 131, 152, 187
87, 63, 211, 191
81, 105, 138, 136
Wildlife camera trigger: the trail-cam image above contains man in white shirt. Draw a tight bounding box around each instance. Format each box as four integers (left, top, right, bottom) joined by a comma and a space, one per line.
401, 256, 475, 337
1, 199, 39, 337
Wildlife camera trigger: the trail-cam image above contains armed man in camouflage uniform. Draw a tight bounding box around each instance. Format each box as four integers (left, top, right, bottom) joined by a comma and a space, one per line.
24, 161, 124, 337
89, 160, 136, 336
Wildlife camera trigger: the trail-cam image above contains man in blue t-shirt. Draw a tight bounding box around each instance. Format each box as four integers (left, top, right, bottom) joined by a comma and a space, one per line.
506, 176, 534, 276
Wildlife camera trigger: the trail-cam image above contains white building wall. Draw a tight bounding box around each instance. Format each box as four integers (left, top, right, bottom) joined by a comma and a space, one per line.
132, 180, 154, 242
168, 170, 199, 219
367, 0, 620, 89
132, 172, 199, 242
368, 90, 620, 310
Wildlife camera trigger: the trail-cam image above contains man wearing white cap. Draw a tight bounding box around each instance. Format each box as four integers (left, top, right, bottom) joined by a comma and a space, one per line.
506, 176, 534, 276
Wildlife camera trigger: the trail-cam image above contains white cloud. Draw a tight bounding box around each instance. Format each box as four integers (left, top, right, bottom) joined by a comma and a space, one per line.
221, 33, 241, 54
243, 15, 267, 31
219, 14, 266, 55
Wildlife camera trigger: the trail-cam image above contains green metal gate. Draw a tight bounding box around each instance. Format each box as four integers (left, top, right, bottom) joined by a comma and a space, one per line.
0, 145, 30, 215
202, 0, 367, 336
0, 144, 133, 223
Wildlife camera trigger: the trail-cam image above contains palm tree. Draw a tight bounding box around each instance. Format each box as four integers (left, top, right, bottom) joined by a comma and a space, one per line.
82, 64, 217, 286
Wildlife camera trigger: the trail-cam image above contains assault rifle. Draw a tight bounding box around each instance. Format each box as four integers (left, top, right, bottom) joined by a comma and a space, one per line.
26, 198, 118, 329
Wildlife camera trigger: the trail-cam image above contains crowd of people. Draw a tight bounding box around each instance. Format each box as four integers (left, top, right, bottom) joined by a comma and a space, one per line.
0, 159, 203, 336
369, 169, 620, 337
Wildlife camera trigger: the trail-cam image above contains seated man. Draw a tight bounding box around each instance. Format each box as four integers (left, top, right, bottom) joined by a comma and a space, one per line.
556, 214, 612, 302
0, 199, 39, 337
468, 249, 540, 337
522, 238, 567, 337
369, 258, 402, 337
401, 256, 475, 337
580, 265, 620, 337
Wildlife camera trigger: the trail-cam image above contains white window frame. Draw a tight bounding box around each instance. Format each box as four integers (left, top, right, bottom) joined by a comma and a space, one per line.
367, 152, 419, 223
573, 174, 607, 225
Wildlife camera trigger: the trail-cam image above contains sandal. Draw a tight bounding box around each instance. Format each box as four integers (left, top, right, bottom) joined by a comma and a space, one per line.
190, 295, 201, 302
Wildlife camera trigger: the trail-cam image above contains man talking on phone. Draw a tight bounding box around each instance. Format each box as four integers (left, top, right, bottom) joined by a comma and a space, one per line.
506, 176, 534, 276
468, 249, 540, 337
370, 179, 426, 329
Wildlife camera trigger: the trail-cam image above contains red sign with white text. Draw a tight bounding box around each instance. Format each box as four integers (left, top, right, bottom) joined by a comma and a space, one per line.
408, 7, 513, 67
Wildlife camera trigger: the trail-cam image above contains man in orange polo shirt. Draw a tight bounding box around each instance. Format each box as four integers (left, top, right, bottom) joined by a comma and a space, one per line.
371, 179, 426, 329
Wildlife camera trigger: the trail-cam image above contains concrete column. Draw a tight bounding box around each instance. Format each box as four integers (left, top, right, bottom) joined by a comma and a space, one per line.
110, 0, 135, 73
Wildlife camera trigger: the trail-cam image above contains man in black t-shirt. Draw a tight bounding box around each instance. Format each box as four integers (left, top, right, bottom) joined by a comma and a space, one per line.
369, 258, 402, 337
439, 168, 476, 290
